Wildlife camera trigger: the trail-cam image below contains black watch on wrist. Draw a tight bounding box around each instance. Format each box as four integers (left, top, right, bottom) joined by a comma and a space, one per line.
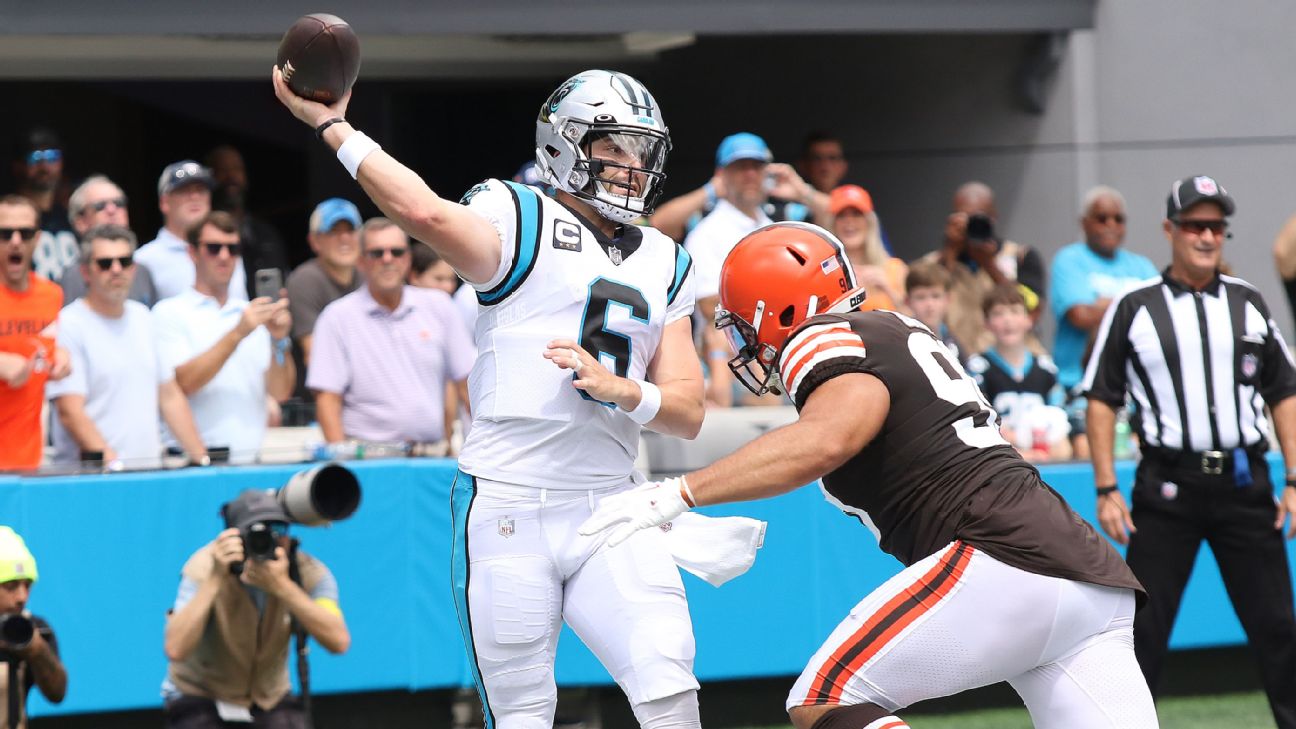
1096, 484, 1119, 497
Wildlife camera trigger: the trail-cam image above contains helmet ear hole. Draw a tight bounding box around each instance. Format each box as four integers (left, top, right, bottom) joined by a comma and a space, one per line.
779, 305, 796, 327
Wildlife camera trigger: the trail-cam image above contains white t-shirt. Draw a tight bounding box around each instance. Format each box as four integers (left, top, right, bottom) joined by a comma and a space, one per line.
46, 299, 172, 467
152, 288, 269, 463
683, 199, 772, 300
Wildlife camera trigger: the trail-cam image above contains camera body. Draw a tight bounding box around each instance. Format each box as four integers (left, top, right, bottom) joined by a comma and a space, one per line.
0, 613, 34, 650
966, 213, 996, 242
221, 463, 361, 574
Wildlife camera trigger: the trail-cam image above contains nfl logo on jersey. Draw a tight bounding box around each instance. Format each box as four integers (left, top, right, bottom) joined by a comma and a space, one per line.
498, 518, 515, 538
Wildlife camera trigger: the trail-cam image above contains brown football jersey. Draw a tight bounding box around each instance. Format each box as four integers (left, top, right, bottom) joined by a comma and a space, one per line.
778, 309, 1143, 599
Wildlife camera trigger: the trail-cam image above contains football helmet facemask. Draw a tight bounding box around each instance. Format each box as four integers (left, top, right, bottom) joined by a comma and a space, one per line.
535, 69, 671, 224
716, 222, 867, 396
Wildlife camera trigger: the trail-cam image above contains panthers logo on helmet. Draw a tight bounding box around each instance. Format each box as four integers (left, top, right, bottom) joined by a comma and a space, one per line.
541, 77, 586, 123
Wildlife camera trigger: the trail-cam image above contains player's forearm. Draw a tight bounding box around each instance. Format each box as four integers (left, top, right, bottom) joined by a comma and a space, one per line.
1086, 399, 1119, 486
688, 415, 849, 505
175, 329, 243, 395
54, 397, 108, 453
643, 377, 705, 439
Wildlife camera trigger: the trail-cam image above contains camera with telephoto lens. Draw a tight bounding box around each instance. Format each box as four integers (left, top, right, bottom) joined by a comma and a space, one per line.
965, 213, 995, 242
0, 613, 34, 650
221, 463, 361, 574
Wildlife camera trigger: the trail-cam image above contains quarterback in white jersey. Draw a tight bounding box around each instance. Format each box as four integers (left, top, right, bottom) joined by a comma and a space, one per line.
274, 69, 706, 729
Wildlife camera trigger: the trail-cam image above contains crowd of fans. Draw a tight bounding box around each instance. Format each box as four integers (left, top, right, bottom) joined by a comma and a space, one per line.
0, 123, 1275, 472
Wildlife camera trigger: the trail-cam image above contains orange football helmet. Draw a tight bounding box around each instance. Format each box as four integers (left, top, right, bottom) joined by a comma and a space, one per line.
716, 222, 866, 395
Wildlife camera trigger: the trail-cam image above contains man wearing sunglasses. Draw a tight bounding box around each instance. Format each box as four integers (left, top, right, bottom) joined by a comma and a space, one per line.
136, 160, 248, 302
0, 194, 71, 470
56, 174, 159, 307
152, 211, 293, 465
12, 128, 78, 285
1084, 175, 1296, 728
1049, 185, 1158, 460
307, 217, 473, 454
46, 224, 207, 470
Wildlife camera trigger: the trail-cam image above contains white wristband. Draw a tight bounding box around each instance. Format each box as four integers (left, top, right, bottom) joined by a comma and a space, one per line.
337, 131, 381, 179
624, 379, 661, 425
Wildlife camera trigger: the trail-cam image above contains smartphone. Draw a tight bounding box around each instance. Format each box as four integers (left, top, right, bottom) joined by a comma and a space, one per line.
254, 268, 283, 302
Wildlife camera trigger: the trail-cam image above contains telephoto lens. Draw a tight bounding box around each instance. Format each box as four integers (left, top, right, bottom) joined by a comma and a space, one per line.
0, 613, 34, 650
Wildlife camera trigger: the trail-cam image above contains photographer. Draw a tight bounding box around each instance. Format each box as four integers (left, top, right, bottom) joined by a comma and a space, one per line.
162, 491, 349, 729
0, 527, 66, 729
921, 180, 1046, 354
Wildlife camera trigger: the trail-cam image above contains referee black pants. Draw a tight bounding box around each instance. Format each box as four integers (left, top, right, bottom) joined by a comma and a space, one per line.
1127, 453, 1296, 729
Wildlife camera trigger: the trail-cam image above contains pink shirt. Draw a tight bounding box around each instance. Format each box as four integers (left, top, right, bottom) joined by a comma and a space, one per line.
307, 286, 475, 443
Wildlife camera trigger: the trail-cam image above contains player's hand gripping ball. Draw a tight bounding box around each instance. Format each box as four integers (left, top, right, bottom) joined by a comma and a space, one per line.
276, 13, 361, 104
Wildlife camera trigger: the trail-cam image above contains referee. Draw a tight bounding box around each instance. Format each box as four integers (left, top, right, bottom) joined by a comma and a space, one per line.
1082, 174, 1296, 728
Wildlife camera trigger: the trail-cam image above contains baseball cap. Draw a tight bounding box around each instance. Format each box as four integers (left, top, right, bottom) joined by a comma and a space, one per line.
310, 198, 362, 233
157, 160, 215, 197
829, 185, 874, 215
0, 527, 38, 585
716, 132, 773, 168
1166, 175, 1235, 219
221, 490, 290, 531
15, 127, 61, 157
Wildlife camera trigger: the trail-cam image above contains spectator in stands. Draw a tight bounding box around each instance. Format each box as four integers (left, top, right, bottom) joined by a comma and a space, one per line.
286, 198, 362, 369
152, 211, 293, 464
13, 128, 77, 283
1050, 185, 1157, 460
796, 130, 849, 194
47, 224, 208, 470
967, 285, 1070, 462
163, 490, 348, 729
408, 241, 459, 294
919, 180, 1045, 354
308, 218, 473, 453
58, 174, 158, 306
0, 195, 70, 470
137, 160, 248, 302
829, 184, 906, 312
206, 145, 289, 297
905, 262, 965, 364
652, 132, 828, 243
0, 526, 66, 729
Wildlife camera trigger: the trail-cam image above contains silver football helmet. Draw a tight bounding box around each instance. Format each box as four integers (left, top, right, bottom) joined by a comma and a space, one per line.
535, 69, 671, 224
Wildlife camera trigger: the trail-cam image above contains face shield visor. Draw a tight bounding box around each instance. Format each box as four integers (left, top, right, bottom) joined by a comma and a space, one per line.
715, 305, 782, 396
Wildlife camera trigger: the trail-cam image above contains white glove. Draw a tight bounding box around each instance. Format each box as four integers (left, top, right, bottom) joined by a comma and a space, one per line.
579, 477, 696, 547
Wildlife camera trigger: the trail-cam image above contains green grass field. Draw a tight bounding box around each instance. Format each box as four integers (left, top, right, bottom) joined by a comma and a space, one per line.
745, 691, 1275, 729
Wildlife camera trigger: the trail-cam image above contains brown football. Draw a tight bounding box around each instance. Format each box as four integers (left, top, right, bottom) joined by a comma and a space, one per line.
276, 14, 360, 104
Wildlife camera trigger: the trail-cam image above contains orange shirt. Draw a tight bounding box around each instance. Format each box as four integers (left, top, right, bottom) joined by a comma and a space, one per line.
0, 273, 63, 469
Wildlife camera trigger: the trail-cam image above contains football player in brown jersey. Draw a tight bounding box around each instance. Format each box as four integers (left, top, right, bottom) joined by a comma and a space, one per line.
582, 222, 1158, 729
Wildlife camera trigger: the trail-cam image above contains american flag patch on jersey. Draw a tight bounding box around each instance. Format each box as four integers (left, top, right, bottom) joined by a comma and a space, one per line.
779, 322, 866, 402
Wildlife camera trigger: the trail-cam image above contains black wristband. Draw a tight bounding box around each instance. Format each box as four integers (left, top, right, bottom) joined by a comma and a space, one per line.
1286, 478, 1296, 489
315, 117, 346, 140
1096, 484, 1119, 497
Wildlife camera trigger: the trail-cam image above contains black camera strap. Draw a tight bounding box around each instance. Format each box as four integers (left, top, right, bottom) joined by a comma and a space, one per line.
7, 659, 19, 729
286, 539, 311, 725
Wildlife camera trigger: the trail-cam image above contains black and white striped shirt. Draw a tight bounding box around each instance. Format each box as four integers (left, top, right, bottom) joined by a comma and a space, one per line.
1081, 270, 1296, 451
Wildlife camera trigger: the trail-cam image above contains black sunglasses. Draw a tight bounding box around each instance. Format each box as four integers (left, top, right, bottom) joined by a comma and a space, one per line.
1173, 218, 1229, 236
0, 227, 39, 242
364, 247, 408, 260
201, 242, 242, 257
1092, 213, 1126, 224
85, 197, 127, 214
93, 255, 134, 271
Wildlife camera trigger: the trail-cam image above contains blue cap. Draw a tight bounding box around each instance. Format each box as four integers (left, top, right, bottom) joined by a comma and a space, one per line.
157, 160, 214, 197
715, 132, 772, 168
310, 198, 362, 233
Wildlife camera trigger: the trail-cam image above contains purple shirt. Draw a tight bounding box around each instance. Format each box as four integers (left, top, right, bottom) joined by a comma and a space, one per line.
307, 285, 475, 442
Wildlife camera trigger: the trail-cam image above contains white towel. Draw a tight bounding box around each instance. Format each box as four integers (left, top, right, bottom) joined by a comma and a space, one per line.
658, 511, 766, 587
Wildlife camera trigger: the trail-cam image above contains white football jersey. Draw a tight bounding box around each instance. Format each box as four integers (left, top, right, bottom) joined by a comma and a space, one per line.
455, 179, 695, 489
